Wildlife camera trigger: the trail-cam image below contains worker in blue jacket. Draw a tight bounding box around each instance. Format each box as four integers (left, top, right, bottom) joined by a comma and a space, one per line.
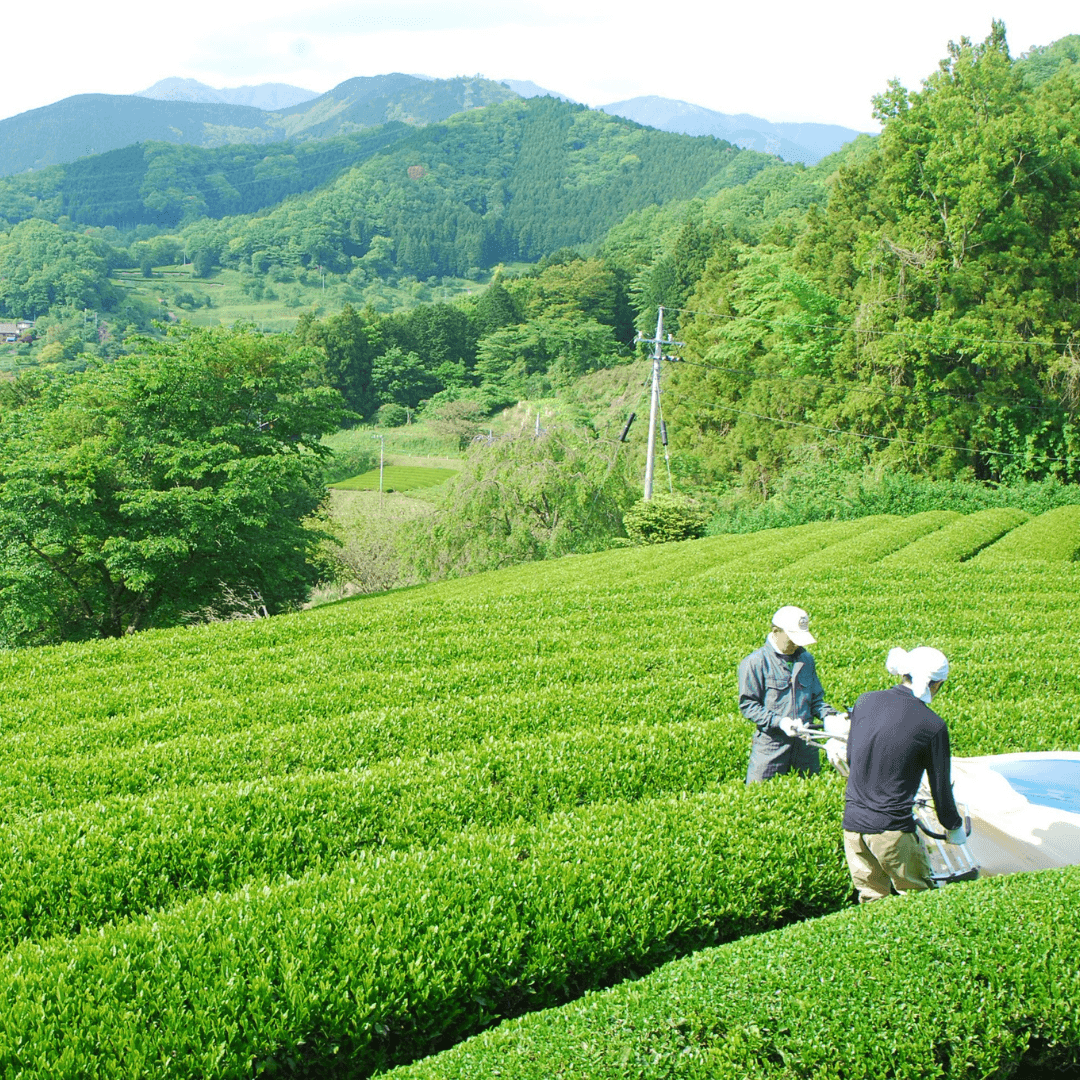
738, 605, 839, 783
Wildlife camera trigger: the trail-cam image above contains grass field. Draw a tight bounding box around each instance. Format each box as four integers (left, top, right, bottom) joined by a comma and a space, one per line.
331, 464, 459, 491
0, 509, 1077, 1076
109, 264, 488, 332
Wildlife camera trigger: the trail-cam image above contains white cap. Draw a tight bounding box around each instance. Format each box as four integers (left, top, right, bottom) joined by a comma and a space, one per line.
772, 605, 816, 646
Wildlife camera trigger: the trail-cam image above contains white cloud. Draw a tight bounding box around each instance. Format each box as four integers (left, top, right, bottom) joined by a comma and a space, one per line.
0, 0, 1075, 129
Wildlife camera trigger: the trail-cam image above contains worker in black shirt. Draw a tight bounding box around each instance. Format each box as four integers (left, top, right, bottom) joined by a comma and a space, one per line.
843, 646, 968, 902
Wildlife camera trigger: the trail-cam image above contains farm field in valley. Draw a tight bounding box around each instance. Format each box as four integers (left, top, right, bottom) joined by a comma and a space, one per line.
330, 465, 459, 491
0, 509, 1077, 1077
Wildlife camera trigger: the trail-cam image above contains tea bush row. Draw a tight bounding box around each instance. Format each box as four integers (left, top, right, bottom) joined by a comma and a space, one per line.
974, 503, 1080, 563
882, 507, 1030, 565
0, 672, 727, 814
1, 516, 1078, 812
392, 864, 1080, 1079
0, 718, 746, 944
783, 510, 961, 574
0, 779, 850, 1079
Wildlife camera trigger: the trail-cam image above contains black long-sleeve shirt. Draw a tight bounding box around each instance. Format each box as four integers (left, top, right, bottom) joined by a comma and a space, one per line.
842, 683, 962, 834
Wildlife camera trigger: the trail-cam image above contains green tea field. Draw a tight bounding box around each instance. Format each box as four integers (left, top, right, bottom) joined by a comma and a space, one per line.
0, 508, 1077, 1077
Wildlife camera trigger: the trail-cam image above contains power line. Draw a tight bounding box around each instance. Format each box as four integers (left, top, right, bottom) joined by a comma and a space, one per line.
670, 356, 1063, 415
675, 305, 1080, 357
671, 394, 1074, 465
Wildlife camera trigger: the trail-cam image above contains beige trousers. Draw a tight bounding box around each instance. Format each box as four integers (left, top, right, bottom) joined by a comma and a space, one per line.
843, 829, 934, 902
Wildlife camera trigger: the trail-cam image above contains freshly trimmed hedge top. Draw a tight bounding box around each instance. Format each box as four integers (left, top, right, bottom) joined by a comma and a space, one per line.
974, 503, 1080, 562
882, 506, 1030, 564
392, 865, 1080, 1079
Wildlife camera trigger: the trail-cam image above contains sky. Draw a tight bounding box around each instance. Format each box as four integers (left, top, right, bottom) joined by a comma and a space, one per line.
1, 1, 1075, 130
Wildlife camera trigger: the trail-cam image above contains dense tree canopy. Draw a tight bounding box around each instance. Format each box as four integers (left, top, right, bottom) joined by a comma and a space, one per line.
0, 327, 344, 645
0, 219, 117, 319
179, 98, 770, 282
665, 24, 1080, 487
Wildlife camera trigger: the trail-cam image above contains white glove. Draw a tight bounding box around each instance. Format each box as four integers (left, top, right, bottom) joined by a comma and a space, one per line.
945, 826, 968, 846
777, 716, 799, 738
824, 712, 850, 738
825, 738, 846, 768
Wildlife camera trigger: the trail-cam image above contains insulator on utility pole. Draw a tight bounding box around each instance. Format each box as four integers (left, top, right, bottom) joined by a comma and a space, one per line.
619, 412, 636, 442
660, 420, 668, 447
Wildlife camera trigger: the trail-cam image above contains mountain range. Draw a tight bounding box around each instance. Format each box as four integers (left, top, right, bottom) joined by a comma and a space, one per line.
0, 75, 518, 176
1, 73, 869, 178
137, 78, 320, 111
599, 97, 866, 166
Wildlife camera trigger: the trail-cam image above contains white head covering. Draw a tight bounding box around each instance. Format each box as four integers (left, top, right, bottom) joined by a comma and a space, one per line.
886, 646, 949, 704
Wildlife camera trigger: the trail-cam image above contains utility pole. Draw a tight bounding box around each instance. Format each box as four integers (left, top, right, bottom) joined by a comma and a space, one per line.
635, 306, 683, 500
372, 433, 385, 499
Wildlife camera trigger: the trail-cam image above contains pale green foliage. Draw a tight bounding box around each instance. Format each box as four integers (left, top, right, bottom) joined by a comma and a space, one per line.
783, 510, 961, 573
973, 503, 1080, 562
405, 424, 637, 577
623, 493, 710, 545
0, 219, 116, 318
882, 506, 1030, 564
474, 315, 623, 405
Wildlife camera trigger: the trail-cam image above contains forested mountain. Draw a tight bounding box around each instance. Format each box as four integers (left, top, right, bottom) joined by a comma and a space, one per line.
600, 97, 864, 165
4, 24, 1077, 494
175, 98, 776, 280
0, 126, 420, 229
0, 75, 517, 176
0, 97, 272, 177
0, 95, 777, 326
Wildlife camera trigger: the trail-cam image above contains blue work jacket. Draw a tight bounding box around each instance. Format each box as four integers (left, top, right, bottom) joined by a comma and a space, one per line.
739, 638, 834, 783
738, 639, 829, 732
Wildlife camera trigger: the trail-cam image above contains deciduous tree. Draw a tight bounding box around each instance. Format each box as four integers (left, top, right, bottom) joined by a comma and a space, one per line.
0, 326, 344, 645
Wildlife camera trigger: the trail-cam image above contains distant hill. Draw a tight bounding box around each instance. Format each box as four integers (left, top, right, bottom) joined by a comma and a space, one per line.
137, 78, 320, 110
0, 97, 780, 265
179, 97, 780, 281
0, 74, 520, 177
267, 74, 518, 140
499, 79, 574, 102
600, 96, 867, 165
0, 96, 272, 176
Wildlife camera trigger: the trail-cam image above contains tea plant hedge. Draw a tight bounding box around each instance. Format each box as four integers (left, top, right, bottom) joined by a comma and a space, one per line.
0, 718, 746, 944
974, 503, 1080, 562
392, 864, 1080, 1079
784, 510, 960, 574
0, 508, 1077, 1075
881, 506, 1030, 564
0, 779, 850, 1077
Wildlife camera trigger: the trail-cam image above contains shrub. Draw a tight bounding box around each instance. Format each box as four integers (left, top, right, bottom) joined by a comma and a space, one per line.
882, 507, 1030, 564
624, 493, 710, 545
323, 442, 379, 484
783, 510, 960, 573
974, 504, 1080, 563
0, 779, 850, 1078
707, 456, 1080, 535
378, 402, 409, 427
